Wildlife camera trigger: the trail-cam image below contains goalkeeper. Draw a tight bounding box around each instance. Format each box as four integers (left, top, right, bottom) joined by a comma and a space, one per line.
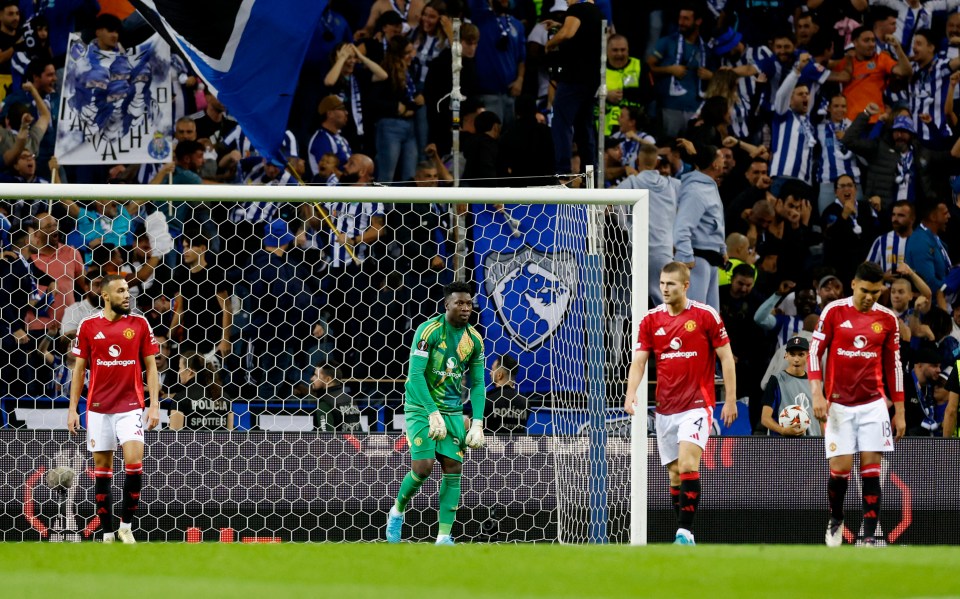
386, 281, 487, 545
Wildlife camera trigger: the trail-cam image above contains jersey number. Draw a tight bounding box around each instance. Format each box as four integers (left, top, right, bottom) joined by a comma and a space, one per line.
693, 418, 704, 431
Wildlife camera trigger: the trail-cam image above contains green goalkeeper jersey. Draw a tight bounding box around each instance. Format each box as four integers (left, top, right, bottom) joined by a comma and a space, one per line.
404, 314, 486, 418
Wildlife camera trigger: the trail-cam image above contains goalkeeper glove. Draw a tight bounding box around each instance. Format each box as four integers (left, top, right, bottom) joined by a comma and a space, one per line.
428, 411, 447, 440
465, 419, 485, 449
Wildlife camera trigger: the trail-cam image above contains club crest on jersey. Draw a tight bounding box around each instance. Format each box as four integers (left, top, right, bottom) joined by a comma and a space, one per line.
123, 328, 135, 340
684, 320, 697, 332
484, 247, 577, 351
872, 322, 883, 334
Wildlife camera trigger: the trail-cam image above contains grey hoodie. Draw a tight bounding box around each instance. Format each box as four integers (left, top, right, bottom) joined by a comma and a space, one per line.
673, 169, 726, 263
617, 170, 680, 253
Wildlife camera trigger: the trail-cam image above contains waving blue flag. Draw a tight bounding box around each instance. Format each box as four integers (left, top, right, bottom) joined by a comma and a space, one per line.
129, 0, 328, 160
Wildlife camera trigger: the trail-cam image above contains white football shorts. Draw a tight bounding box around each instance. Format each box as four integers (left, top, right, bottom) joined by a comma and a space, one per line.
86, 409, 145, 452
656, 407, 712, 466
824, 399, 893, 459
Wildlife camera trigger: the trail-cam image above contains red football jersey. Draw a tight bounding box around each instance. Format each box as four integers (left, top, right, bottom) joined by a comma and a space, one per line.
809, 298, 903, 406
636, 300, 730, 415
72, 312, 159, 414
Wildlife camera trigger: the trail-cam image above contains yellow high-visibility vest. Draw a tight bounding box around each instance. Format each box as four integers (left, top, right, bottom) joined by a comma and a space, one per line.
603, 57, 643, 136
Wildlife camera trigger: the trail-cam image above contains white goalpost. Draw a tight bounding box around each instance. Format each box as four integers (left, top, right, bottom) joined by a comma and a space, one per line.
0, 182, 648, 544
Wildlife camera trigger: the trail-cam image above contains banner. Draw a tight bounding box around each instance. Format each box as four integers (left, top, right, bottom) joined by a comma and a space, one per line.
3, 431, 958, 544
474, 204, 588, 394
55, 33, 173, 165
129, 0, 328, 161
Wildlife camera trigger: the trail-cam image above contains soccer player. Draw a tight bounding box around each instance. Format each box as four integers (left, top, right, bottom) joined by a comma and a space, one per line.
809, 261, 905, 547
624, 262, 738, 545
67, 275, 160, 544
386, 281, 486, 545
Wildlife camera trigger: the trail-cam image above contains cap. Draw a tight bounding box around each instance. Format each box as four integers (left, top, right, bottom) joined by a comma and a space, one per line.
818, 274, 841, 288
892, 115, 916, 135
318, 95, 346, 116
785, 336, 809, 353
913, 345, 942, 366
712, 28, 743, 56
263, 219, 294, 248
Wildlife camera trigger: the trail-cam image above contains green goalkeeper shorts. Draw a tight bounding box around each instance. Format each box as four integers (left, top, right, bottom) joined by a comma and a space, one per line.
405, 410, 467, 462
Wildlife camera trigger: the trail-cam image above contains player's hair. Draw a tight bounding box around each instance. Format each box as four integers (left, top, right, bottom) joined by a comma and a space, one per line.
443, 281, 472, 298
731, 263, 755, 281
662, 261, 691, 283
497, 354, 518, 379
0, 0, 17, 10
853, 261, 884, 283
101, 273, 126, 292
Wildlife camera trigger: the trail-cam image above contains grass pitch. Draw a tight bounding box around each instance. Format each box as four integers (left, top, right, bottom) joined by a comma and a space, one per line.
3, 543, 958, 598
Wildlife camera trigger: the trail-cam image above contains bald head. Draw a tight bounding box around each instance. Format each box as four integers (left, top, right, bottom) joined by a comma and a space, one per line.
345, 153, 375, 183
726, 232, 749, 261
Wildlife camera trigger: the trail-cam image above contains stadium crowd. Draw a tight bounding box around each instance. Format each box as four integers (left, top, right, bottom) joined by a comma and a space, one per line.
1, 0, 959, 437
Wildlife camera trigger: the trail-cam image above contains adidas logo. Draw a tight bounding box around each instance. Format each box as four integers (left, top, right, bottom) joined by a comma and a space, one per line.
655, 327, 666, 336
94, 331, 106, 340
840, 321, 853, 329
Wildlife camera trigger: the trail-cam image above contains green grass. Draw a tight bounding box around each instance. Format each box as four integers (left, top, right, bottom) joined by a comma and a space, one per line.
2, 543, 958, 598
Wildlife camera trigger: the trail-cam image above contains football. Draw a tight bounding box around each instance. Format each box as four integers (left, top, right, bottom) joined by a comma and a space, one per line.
778, 404, 811, 434
45, 466, 76, 492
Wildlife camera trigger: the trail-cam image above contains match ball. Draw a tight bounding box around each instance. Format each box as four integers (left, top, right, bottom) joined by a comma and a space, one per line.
778, 404, 811, 433
45, 466, 76, 492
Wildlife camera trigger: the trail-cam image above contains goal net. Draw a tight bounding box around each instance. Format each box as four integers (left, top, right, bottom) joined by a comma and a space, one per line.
0, 183, 646, 543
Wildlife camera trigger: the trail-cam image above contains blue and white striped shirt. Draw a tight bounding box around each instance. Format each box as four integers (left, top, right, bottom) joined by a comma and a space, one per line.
910, 57, 954, 143
410, 30, 447, 88
773, 314, 805, 348
816, 118, 860, 184
326, 201, 386, 268
229, 202, 280, 224
243, 162, 298, 186
720, 44, 772, 138
771, 70, 815, 184
308, 127, 352, 176
867, 230, 909, 273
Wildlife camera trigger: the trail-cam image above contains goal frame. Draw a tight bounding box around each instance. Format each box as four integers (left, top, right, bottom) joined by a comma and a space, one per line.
0, 182, 649, 545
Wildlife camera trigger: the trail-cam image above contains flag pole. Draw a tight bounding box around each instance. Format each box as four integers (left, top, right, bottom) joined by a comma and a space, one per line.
283, 158, 361, 266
